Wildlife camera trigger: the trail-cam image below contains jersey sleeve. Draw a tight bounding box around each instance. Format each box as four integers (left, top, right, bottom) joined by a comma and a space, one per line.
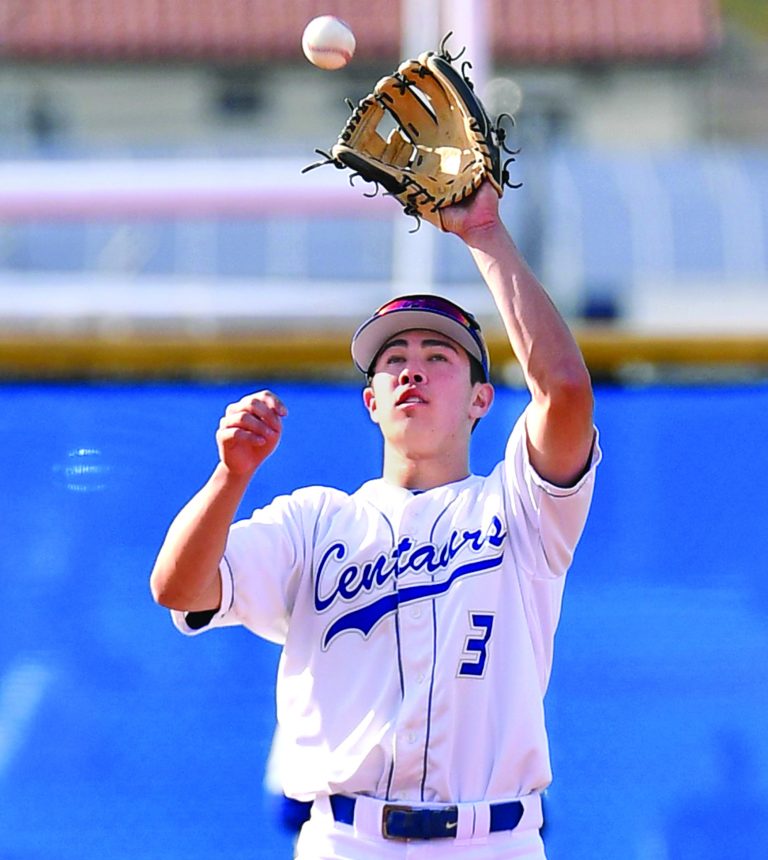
503, 406, 602, 580
171, 488, 332, 644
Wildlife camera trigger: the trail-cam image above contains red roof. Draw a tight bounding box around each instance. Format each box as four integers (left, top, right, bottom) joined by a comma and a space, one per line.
0, 0, 720, 63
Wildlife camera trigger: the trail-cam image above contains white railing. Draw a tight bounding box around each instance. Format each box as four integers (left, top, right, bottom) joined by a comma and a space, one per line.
2, 150, 768, 333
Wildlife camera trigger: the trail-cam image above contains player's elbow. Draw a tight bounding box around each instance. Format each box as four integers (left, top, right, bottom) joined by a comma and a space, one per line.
556, 366, 593, 415
149, 562, 192, 609
150, 559, 222, 612
149, 564, 176, 608
540, 360, 593, 419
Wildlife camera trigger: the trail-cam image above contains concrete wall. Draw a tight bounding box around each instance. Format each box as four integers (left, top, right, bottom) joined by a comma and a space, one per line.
0, 54, 759, 152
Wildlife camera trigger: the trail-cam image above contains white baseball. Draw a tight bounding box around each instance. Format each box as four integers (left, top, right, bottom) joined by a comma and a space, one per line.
302, 16, 356, 70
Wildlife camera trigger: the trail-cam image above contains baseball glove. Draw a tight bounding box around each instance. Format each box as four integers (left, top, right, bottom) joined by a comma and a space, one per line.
303, 34, 520, 230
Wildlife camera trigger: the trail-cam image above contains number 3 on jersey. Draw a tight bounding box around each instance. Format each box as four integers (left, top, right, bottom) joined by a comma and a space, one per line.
458, 612, 495, 678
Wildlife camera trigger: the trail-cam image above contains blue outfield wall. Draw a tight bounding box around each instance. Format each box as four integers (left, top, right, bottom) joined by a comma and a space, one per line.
1, 381, 767, 859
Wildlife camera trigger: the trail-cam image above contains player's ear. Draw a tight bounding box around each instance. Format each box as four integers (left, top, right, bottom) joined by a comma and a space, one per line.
469, 382, 494, 421
362, 385, 380, 425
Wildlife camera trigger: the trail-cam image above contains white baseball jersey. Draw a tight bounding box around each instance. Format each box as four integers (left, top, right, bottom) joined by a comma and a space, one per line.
172, 408, 601, 804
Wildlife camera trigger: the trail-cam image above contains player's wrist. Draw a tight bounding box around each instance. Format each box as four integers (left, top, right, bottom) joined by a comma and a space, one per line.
453, 215, 503, 245
212, 459, 258, 491
457, 219, 514, 261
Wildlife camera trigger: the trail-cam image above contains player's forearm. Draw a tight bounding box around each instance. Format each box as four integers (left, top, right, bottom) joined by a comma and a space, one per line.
465, 221, 591, 401
150, 462, 251, 611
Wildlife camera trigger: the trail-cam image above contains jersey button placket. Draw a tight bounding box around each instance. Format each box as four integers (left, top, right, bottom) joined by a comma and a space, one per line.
390, 506, 434, 798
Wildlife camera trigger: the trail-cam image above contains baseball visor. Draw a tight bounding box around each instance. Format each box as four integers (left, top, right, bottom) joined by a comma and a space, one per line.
351, 294, 489, 380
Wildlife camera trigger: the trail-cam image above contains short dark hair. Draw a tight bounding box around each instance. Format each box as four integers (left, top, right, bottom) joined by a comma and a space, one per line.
468, 354, 486, 386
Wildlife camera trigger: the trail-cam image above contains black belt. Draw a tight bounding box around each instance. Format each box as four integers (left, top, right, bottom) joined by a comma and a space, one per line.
329, 794, 524, 841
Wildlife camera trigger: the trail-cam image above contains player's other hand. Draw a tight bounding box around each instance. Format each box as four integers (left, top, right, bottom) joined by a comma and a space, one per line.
440, 180, 502, 241
216, 390, 287, 476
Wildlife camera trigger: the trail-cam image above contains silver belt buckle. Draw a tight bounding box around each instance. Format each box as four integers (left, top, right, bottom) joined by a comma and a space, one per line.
381, 802, 460, 840
381, 803, 413, 840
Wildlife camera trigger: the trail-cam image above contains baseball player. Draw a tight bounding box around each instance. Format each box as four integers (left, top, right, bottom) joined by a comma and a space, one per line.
150, 182, 600, 859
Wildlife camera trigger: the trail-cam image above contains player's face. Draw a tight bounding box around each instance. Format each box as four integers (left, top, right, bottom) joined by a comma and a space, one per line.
363, 329, 492, 453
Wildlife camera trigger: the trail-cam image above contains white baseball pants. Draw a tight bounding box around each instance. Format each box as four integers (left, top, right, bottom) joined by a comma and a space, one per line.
294, 793, 546, 859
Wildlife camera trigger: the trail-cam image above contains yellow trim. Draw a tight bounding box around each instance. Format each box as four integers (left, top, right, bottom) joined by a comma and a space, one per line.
1, 327, 768, 378
576, 327, 768, 370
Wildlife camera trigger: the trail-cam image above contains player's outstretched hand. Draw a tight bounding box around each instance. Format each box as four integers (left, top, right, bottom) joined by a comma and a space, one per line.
217, 390, 287, 477
440, 180, 502, 242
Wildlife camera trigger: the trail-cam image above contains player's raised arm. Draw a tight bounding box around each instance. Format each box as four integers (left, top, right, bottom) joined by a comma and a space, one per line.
149, 390, 287, 612
442, 183, 594, 487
